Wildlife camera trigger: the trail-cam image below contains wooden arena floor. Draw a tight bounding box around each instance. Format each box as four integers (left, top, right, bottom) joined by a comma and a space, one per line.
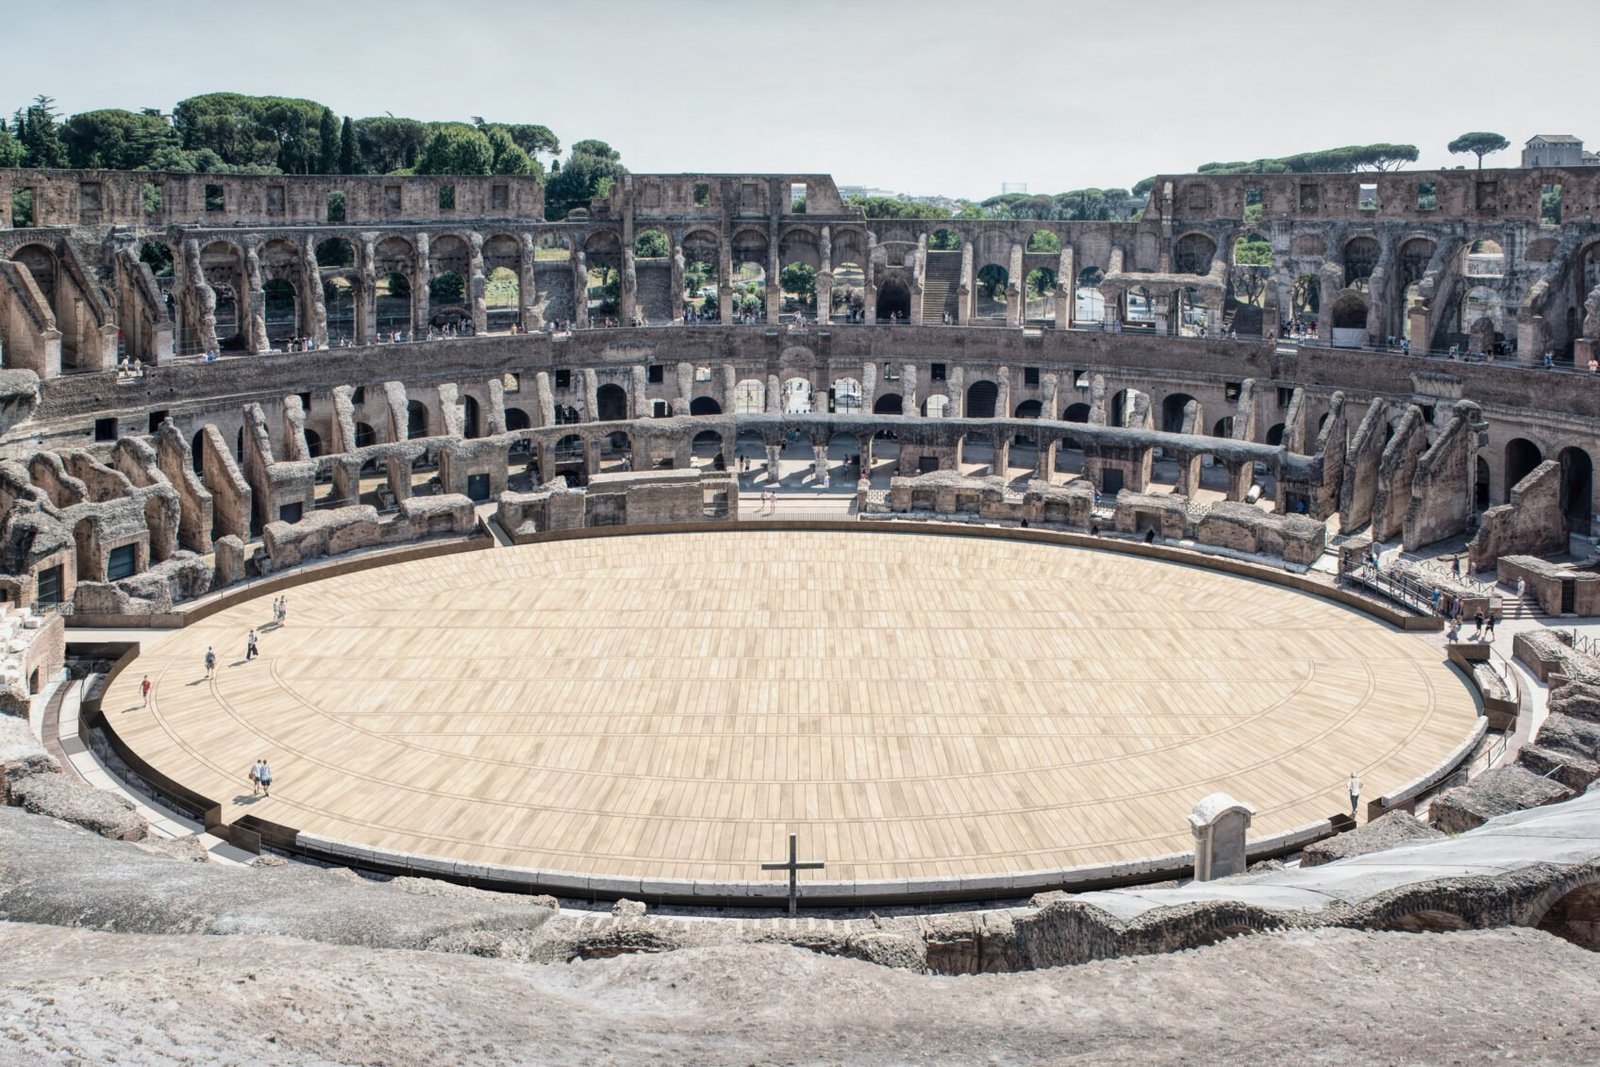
108, 531, 1479, 884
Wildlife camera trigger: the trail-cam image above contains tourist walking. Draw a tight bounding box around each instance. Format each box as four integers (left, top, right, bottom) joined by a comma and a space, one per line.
258, 758, 272, 797
1347, 773, 1362, 817
204, 647, 216, 678
1485, 613, 1497, 640
248, 759, 263, 797
140, 675, 152, 707
1515, 576, 1527, 610
246, 629, 258, 660
1473, 610, 1485, 639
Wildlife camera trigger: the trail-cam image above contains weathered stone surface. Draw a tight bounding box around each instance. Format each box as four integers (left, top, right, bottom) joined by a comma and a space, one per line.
7, 774, 147, 841
1430, 765, 1574, 833
0, 713, 58, 795
1300, 811, 1446, 867
1516, 744, 1600, 792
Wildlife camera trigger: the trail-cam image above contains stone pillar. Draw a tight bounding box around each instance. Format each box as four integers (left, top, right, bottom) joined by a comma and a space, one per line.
571, 248, 588, 328
242, 240, 268, 354
1007, 242, 1025, 327
620, 248, 638, 325
1223, 459, 1253, 502
485, 376, 507, 435
1056, 245, 1075, 327
582, 368, 599, 423
766, 247, 782, 323
300, 235, 328, 346
1175, 449, 1203, 498
765, 443, 782, 485
909, 233, 927, 325
670, 244, 686, 323
518, 232, 539, 328
358, 234, 377, 345
812, 441, 828, 483
958, 241, 974, 325
721, 364, 738, 413
717, 235, 734, 324
630, 364, 648, 418
996, 367, 1011, 420
902, 364, 918, 415
816, 226, 833, 326
1189, 793, 1255, 881
946, 365, 964, 418
1035, 440, 1056, 481
995, 432, 1012, 479
468, 231, 488, 334
766, 373, 781, 414
411, 233, 431, 338
863, 232, 878, 322
534, 370, 555, 427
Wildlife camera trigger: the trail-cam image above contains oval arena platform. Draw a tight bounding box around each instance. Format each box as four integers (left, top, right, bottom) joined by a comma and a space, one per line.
103, 529, 1480, 902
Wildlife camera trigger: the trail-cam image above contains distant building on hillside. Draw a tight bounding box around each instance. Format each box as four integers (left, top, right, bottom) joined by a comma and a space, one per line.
1522, 134, 1590, 168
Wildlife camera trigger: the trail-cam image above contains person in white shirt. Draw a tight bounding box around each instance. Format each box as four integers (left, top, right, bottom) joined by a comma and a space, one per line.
1347, 773, 1363, 818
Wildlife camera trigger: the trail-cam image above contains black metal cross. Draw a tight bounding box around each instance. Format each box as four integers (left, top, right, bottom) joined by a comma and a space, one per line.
760, 833, 825, 915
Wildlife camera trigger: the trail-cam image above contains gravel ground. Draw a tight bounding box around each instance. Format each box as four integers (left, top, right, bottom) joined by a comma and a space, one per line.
0, 922, 1594, 1066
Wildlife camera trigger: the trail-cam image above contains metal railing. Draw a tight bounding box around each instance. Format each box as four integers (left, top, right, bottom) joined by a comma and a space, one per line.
1570, 628, 1600, 658
1340, 561, 1437, 615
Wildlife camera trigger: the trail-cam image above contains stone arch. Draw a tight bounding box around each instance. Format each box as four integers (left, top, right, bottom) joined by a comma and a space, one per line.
1329, 292, 1369, 333
1063, 402, 1091, 423
406, 400, 429, 439
691, 428, 723, 460
929, 227, 960, 251
1265, 422, 1285, 446
1161, 393, 1196, 434
1530, 876, 1600, 951
974, 263, 1009, 320
1212, 416, 1235, 438
732, 379, 765, 414
778, 226, 821, 270
923, 394, 950, 418
505, 407, 531, 432
262, 278, 297, 346
965, 379, 999, 418
1462, 237, 1505, 278
1026, 229, 1061, 254
782, 376, 813, 414
10, 241, 58, 303
461, 395, 481, 439
1504, 438, 1543, 502
689, 395, 722, 416
595, 383, 629, 421
1559, 445, 1592, 529
1342, 235, 1381, 289
1076, 265, 1106, 323
873, 393, 903, 415
876, 276, 912, 322
681, 228, 721, 320
1174, 232, 1218, 275
632, 228, 670, 259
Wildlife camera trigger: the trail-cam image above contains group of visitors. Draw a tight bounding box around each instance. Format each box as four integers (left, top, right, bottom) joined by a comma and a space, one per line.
248, 757, 273, 798
1280, 320, 1320, 342
115, 357, 149, 379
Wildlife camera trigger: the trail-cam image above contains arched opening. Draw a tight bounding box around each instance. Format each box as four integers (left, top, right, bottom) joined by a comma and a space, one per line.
1292, 274, 1320, 327
1342, 236, 1380, 290
1025, 267, 1058, 323
875, 277, 912, 322
553, 403, 581, 425
1462, 286, 1503, 355
692, 429, 724, 467
584, 230, 624, 320
1076, 265, 1105, 323
962, 430, 995, 475
504, 408, 531, 432
732, 379, 765, 414
375, 272, 411, 336
1462, 237, 1505, 279
553, 433, 585, 468
323, 277, 356, 345
372, 236, 415, 336
1161, 393, 1196, 435
1504, 438, 1543, 503
873, 393, 903, 415
965, 379, 999, 419
427, 270, 468, 328
825, 430, 859, 483
929, 227, 960, 251
212, 285, 241, 350
782, 377, 813, 414
595, 383, 629, 422
1559, 446, 1592, 530
1329, 294, 1369, 346
406, 400, 429, 439
1174, 233, 1218, 275
923, 394, 950, 418
634, 228, 670, 260
975, 264, 1009, 321
263, 278, 297, 347
1109, 388, 1131, 428
1265, 423, 1285, 447
1013, 399, 1043, 448
1535, 881, 1600, 951
484, 267, 519, 332
139, 240, 175, 281
830, 377, 863, 415
190, 428, 206, 476
316, 237, 355, 269
354, 421, 377, 448
1025, 230, 1061, 254
1063, 403, 1091, 423
1475, 455, 1491, 510
682, 229, 721, 323
1213, 416, 1235, 439
303, 428, 323, 458
689, 395, 722, 416
462, 396, 481, 439
602, 430, 631, 470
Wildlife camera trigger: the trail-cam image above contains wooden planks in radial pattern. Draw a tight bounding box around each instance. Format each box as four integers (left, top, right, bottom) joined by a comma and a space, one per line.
107, 531, 1479, 883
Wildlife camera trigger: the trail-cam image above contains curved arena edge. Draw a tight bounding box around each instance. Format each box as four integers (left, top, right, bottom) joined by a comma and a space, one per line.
79, 519, 1487, 908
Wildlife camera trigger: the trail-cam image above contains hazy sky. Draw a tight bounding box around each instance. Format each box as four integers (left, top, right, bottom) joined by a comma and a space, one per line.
7, 0, 1594, 199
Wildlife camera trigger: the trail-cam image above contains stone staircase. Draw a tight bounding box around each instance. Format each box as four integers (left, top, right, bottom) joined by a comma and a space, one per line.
921, 251, 962, 323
